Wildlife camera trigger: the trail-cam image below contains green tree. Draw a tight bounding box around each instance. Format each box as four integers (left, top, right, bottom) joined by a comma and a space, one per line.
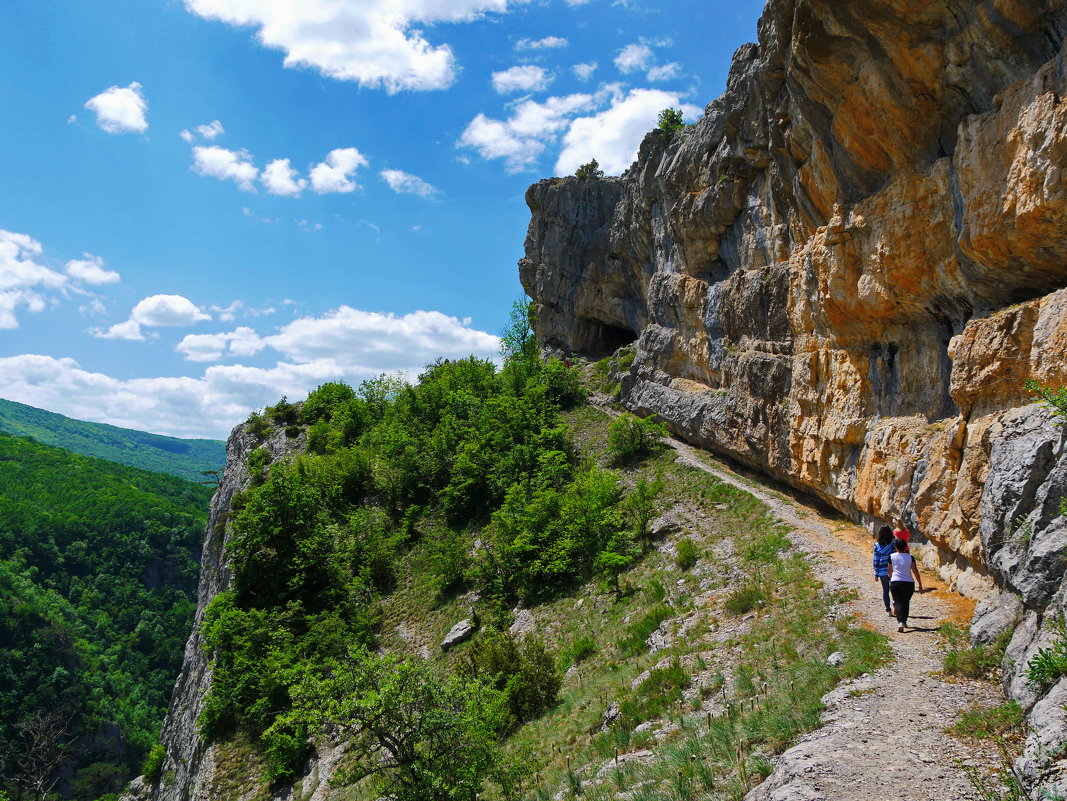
574, 158, 604, 179
657, 107, 685, 135
500, 299, 537, 363
289, 648, 508, 801
606, 413, 668, 466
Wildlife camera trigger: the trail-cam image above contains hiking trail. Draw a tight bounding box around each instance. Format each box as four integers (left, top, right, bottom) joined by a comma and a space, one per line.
669, 438, 1009, 801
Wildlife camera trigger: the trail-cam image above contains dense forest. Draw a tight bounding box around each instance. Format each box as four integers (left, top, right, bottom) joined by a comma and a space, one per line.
0, 399, 225, 483
0, 434, 211, 801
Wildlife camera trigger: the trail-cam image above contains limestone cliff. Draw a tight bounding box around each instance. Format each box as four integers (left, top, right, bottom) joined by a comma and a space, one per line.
521, 0, 1067, 791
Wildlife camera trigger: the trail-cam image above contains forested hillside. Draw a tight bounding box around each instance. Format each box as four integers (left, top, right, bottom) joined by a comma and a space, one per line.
0, 433, 211, 800
0, 398, 225, 483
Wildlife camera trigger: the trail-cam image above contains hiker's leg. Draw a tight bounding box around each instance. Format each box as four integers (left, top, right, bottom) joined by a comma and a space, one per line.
879, 575, 892, 613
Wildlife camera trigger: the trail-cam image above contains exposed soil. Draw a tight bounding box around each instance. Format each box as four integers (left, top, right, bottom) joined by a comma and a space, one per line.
666, 441, 1009, 801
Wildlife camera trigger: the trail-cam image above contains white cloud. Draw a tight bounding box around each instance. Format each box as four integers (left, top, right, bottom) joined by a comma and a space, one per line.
614, 43, 653, 74
182, 0, 524, 94
197, 120, 224, 139
647, 62, 681, 82
458, 92, 596, 172
84, 82, 149, 134
0, 230, 67, 329
556, 89, 701, 176
0, 305, 503, 438
298, 220, 323, 232
65, 254, 120, 285
516, 36, 567, 51
95, 319, 145, 341
79, 298, 108, 318
180, 129, 194, 143
492, 64, 553, 94
210, 300, 277, 321
192, 146, 259, 191
176, 326, 265, 362
93, 294, 211, 340
380, 169, 439, 198
261, 158, 308, 196
572, 62, 597, 81
261, 306, 499, 369
310, 147, 368, 194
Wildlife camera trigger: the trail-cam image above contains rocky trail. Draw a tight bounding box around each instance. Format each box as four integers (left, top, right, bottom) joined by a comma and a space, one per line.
668, 439, 1010, 801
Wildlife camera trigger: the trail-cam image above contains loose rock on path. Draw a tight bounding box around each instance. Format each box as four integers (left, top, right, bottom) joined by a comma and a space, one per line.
667, 440, 1008, 801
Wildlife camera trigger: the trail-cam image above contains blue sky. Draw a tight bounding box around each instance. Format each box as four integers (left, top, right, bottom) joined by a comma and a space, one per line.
0, 0, 764, 439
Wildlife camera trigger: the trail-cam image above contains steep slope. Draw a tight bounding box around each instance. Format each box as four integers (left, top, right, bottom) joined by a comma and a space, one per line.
0, 397, 225, 483
520, 0, 1067, 795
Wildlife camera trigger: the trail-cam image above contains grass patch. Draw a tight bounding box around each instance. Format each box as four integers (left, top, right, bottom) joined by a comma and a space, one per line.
948, 702, 1024, 741
941, 624, 1012, 681
618, 603, 673, 656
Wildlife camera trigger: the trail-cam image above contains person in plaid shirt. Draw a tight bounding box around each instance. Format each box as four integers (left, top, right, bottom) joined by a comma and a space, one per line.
873, 525, 896, 616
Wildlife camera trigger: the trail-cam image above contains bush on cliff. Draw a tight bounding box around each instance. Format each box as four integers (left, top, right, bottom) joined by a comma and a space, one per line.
657, 107, 685, 135
574, 158, 604, 179
606, 412, 668, 465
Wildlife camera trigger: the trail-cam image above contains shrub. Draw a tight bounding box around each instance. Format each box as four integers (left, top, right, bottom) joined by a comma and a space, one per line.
1025, 618, 1067, 687
142, 743, 166, 782
676, 537, 698, 570
266, 396, 299, 426
618, 658, 690, 731
606, 413, 667, 466
246, 410, 272, 440
461, 630, 562, 726
725, 579, 768, 614
575, 158, 605, 179
941, 624, 1012, 681
557, 635, 597, 670
658, 107, 685, 135
1025, 379, 1067, 422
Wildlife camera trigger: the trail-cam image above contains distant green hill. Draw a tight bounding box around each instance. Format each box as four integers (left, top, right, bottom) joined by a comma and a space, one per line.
0, 397, 225, 482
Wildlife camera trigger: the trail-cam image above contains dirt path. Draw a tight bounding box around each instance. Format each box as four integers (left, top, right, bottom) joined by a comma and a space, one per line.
667, 441, 1006, 801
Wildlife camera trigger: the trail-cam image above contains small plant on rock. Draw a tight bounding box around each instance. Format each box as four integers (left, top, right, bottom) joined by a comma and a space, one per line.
1025, 379, 1067, 423
657, 107, 685, 136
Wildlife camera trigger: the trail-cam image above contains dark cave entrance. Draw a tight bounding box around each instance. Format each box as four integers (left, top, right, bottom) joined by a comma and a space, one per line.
577, 319, 638, 359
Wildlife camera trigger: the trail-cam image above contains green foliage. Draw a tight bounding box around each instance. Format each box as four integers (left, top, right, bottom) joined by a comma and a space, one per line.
606, 413, 667, 466
141, 744, 166, 783
618, 658, 690, 731
265, 396, 299, 426
725, 578, 769, 614
500, 299, 538, 364
949, 702, 1024, 740
941, 624, 1012, 681
461, 630, 562, 726
556, 635, 597, 670
657, 107, 685, 135
1025, 618, 1067, 687
287, 648, 509, 801
245, 410, 272, 441
0, 397, 224, 482
1026, 379, 1067, 422
675, 537, 698, 570
618, 603, 673, 656
624, 473, 664, 549
0, 433, 209, 799
574, 158, 604, 179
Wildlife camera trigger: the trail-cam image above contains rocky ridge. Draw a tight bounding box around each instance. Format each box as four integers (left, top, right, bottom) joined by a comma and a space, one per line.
520, 0, 1067, 794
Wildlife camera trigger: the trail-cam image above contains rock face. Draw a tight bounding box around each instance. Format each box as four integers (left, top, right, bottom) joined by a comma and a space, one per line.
521, 0, 1067, 794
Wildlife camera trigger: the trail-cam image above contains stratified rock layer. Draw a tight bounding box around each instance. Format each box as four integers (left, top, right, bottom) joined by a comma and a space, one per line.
522, 1, 1067, 792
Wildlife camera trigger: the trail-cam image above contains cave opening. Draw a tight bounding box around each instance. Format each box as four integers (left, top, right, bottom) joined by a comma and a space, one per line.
578, 319, 638, 359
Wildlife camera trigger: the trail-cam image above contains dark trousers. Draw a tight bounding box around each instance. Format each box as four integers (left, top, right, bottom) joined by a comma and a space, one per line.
890, 581, 915, 626
878, 575, 892, 613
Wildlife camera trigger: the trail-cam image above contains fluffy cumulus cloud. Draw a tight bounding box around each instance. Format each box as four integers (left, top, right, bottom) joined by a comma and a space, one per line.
192, 146, 259, 191
0, 306, 501, 438
84, 82, 149, 134
458, 92, 597, 171
65, 254, 120, 285
647, 63, 681, 81
572, 62, 597, 81
380, 169, 439, 198
261, 158, 308, 196
516, 36, 567, 50
182, 0, 523, 93
180, 119, 225, 142
309, 148, 368, 194
491, 64, 552, 94
0, 230, 66, 329
94, 294, 211, 340
614, 43, 653, 74
556, 89, 701, 176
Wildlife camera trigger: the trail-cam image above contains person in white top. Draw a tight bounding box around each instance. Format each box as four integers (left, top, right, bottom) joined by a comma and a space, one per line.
889, 538, 924, 632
